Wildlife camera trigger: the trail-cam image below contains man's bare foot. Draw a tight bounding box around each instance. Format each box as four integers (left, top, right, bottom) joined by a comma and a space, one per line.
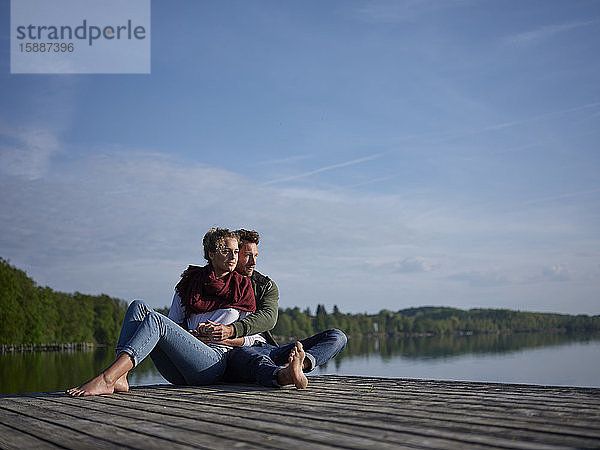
66, 372, 115, 397
277, 342, 308, 389
114, 373, 129, 392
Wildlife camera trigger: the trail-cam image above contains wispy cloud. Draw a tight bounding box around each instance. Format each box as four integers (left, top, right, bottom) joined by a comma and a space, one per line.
523, 187, 600, 206
263, 153, 383, 185
342, 175, 395, 189
449, 263, 576, 288
483, 102, 600, 132
1, 148, 597, 314
542, 264, 570, 282
254, 154, 311, 166
448, 270, 517, 287
355, 0, 474, 23
0, 126, 61, 180
504, 20, 598, 46
392, 257, 439, 273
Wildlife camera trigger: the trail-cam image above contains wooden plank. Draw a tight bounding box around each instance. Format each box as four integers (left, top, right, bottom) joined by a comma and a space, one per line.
0, 405, 120, 449
122, 385, 597, 449
135, 377, 600, 447
1, 376, 599, 450
106, 393, 553, 450
0, 397, 190, 449
148, 379, 600, 431
44, 394, 423, 450
29, 395, 339, 450
180, 388, 600, 441
0, 421, 61, 449
313, 376, 600, 406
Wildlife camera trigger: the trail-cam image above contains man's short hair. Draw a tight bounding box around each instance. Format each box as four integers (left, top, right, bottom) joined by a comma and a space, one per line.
202, 227, 239, 261
235, 229, 260, 245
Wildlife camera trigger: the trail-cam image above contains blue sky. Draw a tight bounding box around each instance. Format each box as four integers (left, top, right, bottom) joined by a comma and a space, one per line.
1, 0, 599, 315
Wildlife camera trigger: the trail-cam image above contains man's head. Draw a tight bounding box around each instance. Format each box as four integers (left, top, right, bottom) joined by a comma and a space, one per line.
235, 229, 259, 277
203, 228, 240, 275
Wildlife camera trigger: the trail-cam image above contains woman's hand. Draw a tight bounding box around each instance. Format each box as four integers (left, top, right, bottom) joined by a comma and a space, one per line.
189, 322, 211, 342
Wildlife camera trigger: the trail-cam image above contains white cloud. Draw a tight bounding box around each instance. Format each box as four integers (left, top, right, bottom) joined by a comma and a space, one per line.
255, 154, 311, 166
263, 153, 383, 186
504, 21, 597, 47
523, 188, 600, 206
542, 264, 570, 282
1, 148, 598, 314
355, 0, 473, 23
0, 127, 60, 180
368, 257, 439, 274
448, 270, 518, 287
395, 257, 439, 273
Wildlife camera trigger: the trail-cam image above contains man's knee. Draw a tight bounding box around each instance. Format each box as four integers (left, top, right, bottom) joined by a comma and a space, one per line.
326, 328, 348, 349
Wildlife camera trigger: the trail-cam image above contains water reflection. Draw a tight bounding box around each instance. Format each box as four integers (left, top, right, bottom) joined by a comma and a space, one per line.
2, 332, 599, 394
316, 332, 600, 387
336, 331, 600, 361
0, 347, 161, 395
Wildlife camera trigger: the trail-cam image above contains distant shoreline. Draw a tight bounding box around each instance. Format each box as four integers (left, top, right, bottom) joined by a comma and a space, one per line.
5, 328, 598, 353
1, 342, 102, 353
274, 327, 597, 342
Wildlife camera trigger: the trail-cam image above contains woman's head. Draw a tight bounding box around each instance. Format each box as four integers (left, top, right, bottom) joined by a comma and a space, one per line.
202, 228, 240, 276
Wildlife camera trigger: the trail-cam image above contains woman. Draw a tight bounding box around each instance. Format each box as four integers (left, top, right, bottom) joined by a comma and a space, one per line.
66, 227, 254, 397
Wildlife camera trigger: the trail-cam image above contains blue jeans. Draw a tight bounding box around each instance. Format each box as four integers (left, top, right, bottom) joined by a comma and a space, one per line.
115, 300, 228, 385
225, 329, 347, 387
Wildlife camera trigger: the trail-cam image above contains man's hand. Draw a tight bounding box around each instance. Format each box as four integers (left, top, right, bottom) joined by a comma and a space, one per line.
205, 320, 235, 341
189, 323, 243, 347
190, 321, 234, 342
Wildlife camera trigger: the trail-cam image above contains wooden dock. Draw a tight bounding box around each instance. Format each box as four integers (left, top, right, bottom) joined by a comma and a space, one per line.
1, 375, 599, 449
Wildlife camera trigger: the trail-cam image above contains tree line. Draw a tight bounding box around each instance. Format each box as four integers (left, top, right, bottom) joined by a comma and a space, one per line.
272, 305, 600, 338
1, 258, 125, 346
2, 258, 599, 346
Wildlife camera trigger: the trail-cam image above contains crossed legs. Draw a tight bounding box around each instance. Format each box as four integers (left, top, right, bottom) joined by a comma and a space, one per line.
226, 329, 347, 388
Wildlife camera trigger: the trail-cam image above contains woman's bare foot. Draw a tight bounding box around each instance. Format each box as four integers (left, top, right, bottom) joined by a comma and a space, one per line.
66, 352, 134, 397
277, 342, 308, 389
66, 372, 116, 397
114, 373, 130, 392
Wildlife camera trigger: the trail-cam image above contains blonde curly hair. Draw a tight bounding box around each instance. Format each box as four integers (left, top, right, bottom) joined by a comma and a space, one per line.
202, 227, 239, 261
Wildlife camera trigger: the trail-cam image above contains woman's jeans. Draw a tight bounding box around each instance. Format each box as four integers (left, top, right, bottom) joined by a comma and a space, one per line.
225, 329, 347, 387
115, 300, 227, 385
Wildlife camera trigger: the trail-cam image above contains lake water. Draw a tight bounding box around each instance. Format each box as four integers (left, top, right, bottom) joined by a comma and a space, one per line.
313, 334, 600, 387
1, 332, 599, 394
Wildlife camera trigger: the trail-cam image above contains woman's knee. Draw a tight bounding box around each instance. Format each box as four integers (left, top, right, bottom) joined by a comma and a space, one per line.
129, 299, 151, 311
129, 299, 156, 315
125, 299, 156, 323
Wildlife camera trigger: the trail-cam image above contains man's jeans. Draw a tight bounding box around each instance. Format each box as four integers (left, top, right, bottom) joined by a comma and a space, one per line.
116, 300, 228, 385
225, 329, 347, 387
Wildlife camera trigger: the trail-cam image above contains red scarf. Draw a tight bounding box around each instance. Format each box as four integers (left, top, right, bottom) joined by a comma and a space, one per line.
175, 265, 255, 318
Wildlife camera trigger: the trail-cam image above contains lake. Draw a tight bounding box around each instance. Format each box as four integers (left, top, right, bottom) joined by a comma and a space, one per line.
1, 332, 599, 394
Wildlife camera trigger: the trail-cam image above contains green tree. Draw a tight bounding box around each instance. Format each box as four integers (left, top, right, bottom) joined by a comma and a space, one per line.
0, 259, 127, 346
315, 304, 328, 332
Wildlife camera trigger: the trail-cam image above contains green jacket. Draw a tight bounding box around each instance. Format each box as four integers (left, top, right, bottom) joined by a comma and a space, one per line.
231, 270, 279, 346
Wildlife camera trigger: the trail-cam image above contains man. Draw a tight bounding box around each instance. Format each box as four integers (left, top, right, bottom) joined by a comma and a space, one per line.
202, 229, 347, 389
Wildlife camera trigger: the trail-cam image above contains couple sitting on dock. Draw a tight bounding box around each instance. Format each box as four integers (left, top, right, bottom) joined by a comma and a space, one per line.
67, 227, 347, 397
